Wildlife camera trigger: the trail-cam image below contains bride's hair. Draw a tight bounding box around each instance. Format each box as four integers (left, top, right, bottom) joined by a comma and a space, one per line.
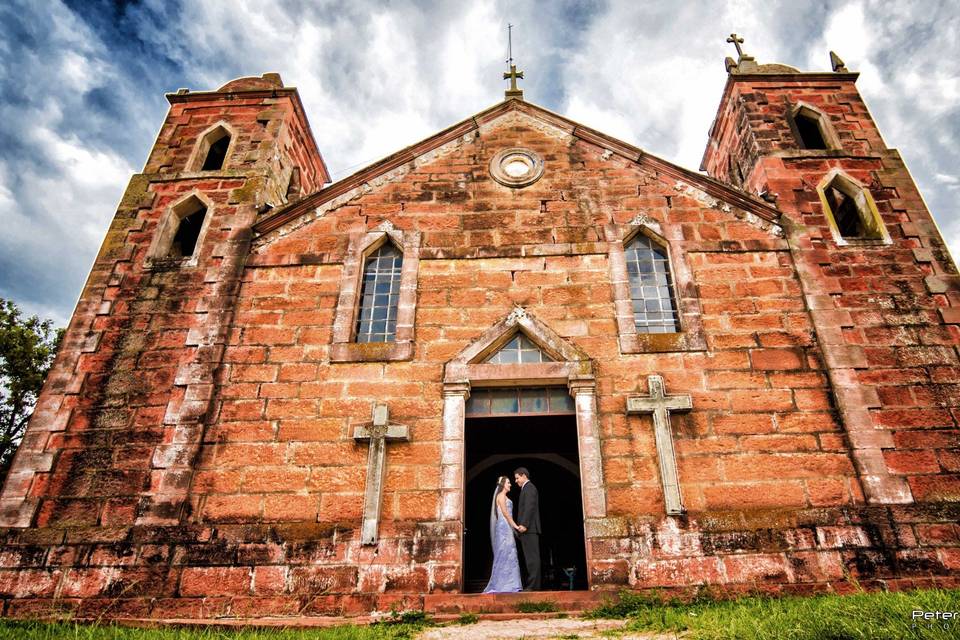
489, 475, 510, 545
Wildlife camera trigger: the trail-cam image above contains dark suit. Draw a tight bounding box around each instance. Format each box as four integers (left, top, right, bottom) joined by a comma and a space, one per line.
516, 481, 541, 590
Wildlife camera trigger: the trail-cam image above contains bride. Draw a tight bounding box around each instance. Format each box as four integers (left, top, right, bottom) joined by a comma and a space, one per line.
483, 475, 523, 593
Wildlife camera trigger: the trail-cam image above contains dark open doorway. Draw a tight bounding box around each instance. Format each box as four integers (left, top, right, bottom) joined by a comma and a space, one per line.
464, 411, 588, 592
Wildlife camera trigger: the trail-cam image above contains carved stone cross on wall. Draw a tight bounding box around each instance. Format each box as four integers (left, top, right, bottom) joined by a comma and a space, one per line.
353, 402, 409, 545
626, 375, 692, 515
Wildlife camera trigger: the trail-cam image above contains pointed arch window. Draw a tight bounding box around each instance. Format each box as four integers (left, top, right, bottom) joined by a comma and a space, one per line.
147, 194, 212, 264
192, 124, 232, 172
790, 104, 839, 151
795, 112, 827, 149
625, 233, 680, 334
355, 242, 403, 343
332, 226, 421, 361
817, 172, 891, 245
169, 202, 207, 258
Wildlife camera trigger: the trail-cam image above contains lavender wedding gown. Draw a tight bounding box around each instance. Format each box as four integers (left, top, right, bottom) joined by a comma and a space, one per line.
483, 496, 522, 593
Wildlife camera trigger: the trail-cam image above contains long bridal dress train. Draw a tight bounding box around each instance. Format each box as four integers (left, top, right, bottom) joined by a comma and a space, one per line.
483, 497, 522, 593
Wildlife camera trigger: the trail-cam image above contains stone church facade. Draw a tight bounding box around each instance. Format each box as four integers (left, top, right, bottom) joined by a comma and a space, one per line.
0, 50, 958, 618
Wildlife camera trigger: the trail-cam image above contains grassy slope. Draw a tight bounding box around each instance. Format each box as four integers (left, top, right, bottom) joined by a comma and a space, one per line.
589, 588, 960, 640
0, 589, 958, 639
0, 621, 423, 640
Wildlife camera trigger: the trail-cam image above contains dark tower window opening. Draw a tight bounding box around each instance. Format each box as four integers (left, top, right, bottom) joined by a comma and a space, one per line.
625, 234, 680, 333
728, 156, 742, 187
825, 185, 864, 238
286, 167, 302, 201
795, 111, 828, 150
168, 204, 208, 258
201, 131, 230, 171
355, 242, 403, 343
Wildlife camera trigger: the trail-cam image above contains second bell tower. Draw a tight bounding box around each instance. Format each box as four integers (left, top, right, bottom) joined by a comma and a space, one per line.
702, 43, 960, 506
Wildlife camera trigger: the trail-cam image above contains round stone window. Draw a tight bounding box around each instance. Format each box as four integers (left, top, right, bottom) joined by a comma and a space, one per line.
489, 148, 544, 188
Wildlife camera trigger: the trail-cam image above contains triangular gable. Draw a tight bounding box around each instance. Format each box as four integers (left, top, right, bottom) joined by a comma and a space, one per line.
485, 333, 555, 364
443, 307, 592, 386
254, 99, 781, 239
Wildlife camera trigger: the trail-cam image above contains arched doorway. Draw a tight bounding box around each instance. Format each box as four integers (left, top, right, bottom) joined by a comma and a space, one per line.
463, 404, 588, 592
439, 308, 607, 593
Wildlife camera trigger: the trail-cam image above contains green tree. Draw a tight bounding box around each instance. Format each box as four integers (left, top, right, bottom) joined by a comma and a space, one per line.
0, 299, 63, 484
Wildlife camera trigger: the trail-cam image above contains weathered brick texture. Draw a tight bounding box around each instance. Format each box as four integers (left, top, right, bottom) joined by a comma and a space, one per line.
0, 64, 957, 620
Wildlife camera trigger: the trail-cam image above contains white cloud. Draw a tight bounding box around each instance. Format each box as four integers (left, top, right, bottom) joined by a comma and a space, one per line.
0, 1, 134, 323
1, 0, 959, 324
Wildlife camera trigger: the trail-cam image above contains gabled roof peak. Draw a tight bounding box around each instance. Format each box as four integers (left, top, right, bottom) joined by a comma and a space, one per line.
254, 99, 780, 237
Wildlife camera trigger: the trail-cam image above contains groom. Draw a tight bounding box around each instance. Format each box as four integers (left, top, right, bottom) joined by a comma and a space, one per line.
513, 467, 541, 590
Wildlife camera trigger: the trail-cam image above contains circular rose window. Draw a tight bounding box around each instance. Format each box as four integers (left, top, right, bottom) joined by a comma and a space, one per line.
489, 148, 545, 188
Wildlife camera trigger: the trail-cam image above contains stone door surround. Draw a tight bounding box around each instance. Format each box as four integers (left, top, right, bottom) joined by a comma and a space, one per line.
440, 307, 606, 589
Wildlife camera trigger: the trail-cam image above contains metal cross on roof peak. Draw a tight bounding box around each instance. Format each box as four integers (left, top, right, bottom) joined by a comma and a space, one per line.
504, 23, 524, 100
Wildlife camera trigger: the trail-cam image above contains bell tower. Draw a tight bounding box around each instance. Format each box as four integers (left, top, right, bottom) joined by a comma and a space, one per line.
0, 73, 329, 527
702, 43, 960, 506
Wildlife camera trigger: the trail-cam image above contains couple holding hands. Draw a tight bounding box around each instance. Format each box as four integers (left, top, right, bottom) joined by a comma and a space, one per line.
483, 466, 542, 593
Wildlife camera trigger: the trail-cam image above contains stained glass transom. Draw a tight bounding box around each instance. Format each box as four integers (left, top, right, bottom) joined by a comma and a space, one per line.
466, 387, 575, 416
625, 234, 679, 333
355, 243, 402, 343
485, 333, 554, 364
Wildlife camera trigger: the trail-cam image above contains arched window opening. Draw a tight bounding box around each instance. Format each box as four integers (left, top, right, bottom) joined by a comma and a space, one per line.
167, 200, 208, 258
625, 234, 679, 334
201, 129, 230, 171
818, 173, 889, 244
355, 242, 403, 343
795, 111, 828, 150
824, 184, 863, 238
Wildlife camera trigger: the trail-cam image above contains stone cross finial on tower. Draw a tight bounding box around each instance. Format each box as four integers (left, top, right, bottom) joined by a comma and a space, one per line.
724, 33, 758, 74
726, 33, 746, 59
504, 23, 524, 100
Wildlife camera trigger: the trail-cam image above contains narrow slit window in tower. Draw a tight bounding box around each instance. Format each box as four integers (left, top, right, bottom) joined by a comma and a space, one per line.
795, 111, 828, 150
168, 203, 208, 258
625, 234, 680, 333
355, 243, 403, 343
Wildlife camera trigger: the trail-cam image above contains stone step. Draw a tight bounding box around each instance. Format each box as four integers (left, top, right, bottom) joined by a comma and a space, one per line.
424, 589, 615, 615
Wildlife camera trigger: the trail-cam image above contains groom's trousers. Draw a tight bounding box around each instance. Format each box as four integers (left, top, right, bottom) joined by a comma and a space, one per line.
519, 532, 541, 590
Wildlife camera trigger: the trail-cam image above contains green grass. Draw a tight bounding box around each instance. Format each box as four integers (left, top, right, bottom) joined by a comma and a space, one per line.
454, 613, 479, 625
3, 589, 958, 639
0, 620, 424, 640
588, 587, 960, 640
515, 600, 559, 613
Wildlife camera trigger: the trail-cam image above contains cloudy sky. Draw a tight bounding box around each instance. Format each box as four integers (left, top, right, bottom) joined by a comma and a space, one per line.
1, 0, 957, 325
